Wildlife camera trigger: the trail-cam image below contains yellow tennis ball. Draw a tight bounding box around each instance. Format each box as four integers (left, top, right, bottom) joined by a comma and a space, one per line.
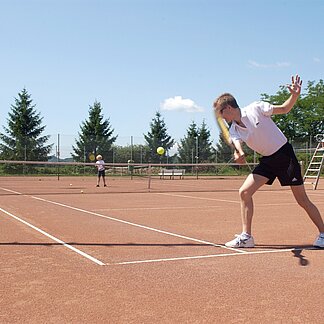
157, 147, 165, 155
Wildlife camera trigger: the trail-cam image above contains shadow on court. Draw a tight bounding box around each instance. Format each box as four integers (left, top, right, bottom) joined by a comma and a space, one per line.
292, 249, 309, 266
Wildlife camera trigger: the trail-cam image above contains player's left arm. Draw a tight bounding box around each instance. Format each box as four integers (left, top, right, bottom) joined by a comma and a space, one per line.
272, 74, 302, 115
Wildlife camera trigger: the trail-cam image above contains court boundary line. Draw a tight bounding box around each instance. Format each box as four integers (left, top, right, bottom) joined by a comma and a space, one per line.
112, 247, 318, 265
0, 206, 106, 266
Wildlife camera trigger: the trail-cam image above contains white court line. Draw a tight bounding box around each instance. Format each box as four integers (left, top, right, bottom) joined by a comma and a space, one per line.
154, 192, 240, 204
114, 247, 318, 266
94, 205, 224, 212
94, 201, 324, 214
0, 206, 105, 266
153, 192, 324, 207
0, 187, 245, 255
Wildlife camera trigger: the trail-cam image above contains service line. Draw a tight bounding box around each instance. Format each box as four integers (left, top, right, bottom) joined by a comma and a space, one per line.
114, 247, 317, 266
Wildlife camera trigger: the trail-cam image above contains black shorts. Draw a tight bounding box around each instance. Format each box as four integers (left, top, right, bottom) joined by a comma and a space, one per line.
252, 142, 303, 186
98, 170, 105, 177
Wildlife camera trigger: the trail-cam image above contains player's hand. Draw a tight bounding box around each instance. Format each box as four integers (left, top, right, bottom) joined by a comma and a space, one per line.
287, 74, 302, 97
234, 151, 246, 165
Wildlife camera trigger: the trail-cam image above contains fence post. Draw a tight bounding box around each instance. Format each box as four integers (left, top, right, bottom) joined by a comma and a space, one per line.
300, 161, 304, 177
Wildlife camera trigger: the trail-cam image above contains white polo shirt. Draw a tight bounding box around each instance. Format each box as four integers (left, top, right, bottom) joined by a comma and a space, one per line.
229, 101, 287, 156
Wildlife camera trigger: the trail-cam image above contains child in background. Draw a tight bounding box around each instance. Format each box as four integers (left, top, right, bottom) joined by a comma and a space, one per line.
95, 154, 107, 187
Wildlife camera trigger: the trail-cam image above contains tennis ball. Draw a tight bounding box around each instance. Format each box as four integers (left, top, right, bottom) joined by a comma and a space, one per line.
70, 183, 72, 186
80, 190, 84, 194
157, 147, 165, 155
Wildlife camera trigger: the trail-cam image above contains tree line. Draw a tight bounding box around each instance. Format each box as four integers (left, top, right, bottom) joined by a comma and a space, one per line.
0, 80, 323, 165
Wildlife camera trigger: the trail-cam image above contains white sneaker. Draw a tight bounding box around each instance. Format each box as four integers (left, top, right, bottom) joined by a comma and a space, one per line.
225, 234, 255, 248
313, 234, 324, 248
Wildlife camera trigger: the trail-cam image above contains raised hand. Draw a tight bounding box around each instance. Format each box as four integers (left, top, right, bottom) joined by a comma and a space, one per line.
287, 74, 302, 96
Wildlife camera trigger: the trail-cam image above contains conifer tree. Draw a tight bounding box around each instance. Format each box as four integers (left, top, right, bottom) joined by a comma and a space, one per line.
178, 120, 214, 163
178, 121, 198, 163
143, 111, 174, 163
72, 101, 117, 162
0, 88, 52, 162
215, 134, 233, 163
197, 120, 214, 162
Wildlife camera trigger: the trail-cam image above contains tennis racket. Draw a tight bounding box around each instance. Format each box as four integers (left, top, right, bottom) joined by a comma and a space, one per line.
215, 112, 251, 170
215, 112, 237, 151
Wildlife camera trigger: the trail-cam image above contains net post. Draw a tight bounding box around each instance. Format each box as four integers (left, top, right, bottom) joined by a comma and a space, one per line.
148, 164, 152, 191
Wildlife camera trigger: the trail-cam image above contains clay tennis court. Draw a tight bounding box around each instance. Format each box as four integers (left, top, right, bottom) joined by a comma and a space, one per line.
1, 175, 323, 323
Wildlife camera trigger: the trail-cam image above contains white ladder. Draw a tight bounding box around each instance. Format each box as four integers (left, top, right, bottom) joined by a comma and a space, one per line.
303, 141, 324, 190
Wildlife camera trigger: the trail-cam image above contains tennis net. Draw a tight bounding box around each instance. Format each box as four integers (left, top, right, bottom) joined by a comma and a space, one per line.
0, 160, 254, 193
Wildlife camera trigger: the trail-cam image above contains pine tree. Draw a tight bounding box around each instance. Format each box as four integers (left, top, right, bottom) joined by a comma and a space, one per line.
72, 101, 117, 162
0, 88, 52, 162
178, 121, 198, 163
215, 134, 233, 163
197, 120, 215, 162
178, 120, 215, 163
143, 111, 174, 163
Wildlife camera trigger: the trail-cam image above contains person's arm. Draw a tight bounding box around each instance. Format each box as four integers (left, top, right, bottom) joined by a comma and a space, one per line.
232, 139, 247, 164
272, 74, 302, 115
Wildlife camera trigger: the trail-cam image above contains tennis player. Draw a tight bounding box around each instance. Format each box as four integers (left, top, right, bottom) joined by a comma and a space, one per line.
95, 154, 107, 187
213, 75, 324, 248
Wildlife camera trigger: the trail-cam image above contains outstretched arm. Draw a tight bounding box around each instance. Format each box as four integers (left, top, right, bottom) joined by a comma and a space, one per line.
272, 75, 302, 115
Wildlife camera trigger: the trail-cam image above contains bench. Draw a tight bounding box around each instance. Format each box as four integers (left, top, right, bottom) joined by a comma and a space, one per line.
158, 168, 185, 179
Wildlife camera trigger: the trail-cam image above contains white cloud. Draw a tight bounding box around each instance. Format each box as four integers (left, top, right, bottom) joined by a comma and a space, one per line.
248, 60, 291, 68
160, 96, 204, 113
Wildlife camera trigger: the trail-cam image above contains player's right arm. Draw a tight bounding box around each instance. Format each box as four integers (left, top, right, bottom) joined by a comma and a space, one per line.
232, 139, 246, 164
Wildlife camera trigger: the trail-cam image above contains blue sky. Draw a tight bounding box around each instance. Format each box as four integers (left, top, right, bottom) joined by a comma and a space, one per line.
0, 0, 323, 157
